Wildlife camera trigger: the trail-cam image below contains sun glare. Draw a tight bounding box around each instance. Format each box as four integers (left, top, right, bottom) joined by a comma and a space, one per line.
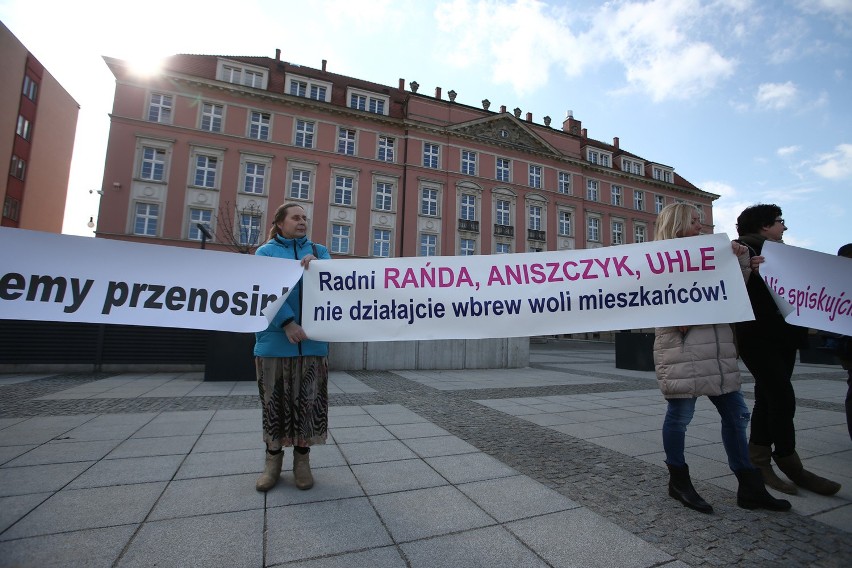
127, 56, 164, 77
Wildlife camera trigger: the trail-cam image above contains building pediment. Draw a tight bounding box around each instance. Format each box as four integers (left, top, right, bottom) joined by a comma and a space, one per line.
448, 115, 561, 157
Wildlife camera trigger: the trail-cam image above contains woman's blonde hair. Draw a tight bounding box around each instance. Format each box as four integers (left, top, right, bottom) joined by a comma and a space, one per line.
655, 203, 700, 241
267, 203, 305, 240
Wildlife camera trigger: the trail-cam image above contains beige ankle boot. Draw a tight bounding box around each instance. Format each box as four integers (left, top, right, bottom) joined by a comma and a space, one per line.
749, 443, 797, 495
255, 451, 284, 492
293, 451, 314, 490
774, 452, 841, 496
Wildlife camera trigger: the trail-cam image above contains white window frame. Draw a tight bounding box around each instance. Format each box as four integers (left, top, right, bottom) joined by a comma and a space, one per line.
285, 74, 332, 102
496, 242, 510, 254
200, 102, 223, 132
373, 228, 391, 258
378, 136, 395, 162
147, 93, 172, 124
461, 150, 477, 176
558, 210, 572, 236
587, 216, 600, 242
188, 208, 213, 241
420, 186, 439, 217
528, 164, 542, 188
587, 148, 611, 167
331, 224, 351, 254
612, 220, 624, 245
193, 155, 218, 189
249, 111, 270, 140
622, 158, 643, 175
423, 142, 439, 169
133, 202, 160, 236
287, 161, 317, 201
374, 180, 394, 211
239, 212, 262, 246
496, 199, 511, 226
529, 205, 542, 231
496, 158, 511, 182
634, 190, 645, 211
139, 146, 167, 182
586, 179, 599, 201
655, 195, 666, 214
295, 119, 315, 148
16, 115, 31, 140
460, 194, 476, 221
653, 166, 673, 183
217, 59, 268, 89
22, 75, 38, 101
347, 87, 389, 115
419, 233, 437, 257
241, 153, 272, 195
634, 224, 647, 243
460, 238, 476, 256
334, 174, 355, 206
611, 185, 622, 206
558, 171, 571, 194
337, 127, 356, 155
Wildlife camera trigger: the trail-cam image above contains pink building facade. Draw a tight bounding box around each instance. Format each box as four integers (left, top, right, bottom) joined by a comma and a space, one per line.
96, 51, 717, 257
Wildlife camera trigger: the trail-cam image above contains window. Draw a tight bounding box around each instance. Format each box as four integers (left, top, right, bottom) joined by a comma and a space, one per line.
332, 224, 350, 254
622, 158, 643, 175
423, 143, 439, 168
218, 61, 268, 89
134, 203, 159, 236
147, 93, 172, 123
334, 175, 354, 206
460, 238, 476, 256
249, 111, 270, 140
496, 242, 510, 254
611, 185, 622, 206
461, 150, 477, 175
378, 136, 395, 162
558, 211, 571, 236
239, 213, 262, 246
3, 196, 20, 222
16, 116, 31, 140
375, 181, 393, 211
612, 221, 624, 245
10, 155, 26, 180
194, 155, 218, 188
22, 75, 38, 101
286, 75, 330, 101
587, 217, 600, 242
653, 167, 673, 183
337, 128, 356, 155
655, 195, 666, 213
348, 90, 388, 115
200, 103, 223, 132
420, 187, 438, 216
587, 180, 599, 201
419, 234, 437, 257
635, 224, 647, 243
373, 229, 391, 257
529, 205, 542, 230
588, 149, 610, 167
140, 147, 166, 181
496, 199, 510, 226
290, 169, 311, 200
496, 158, 510, 182
243, 162, 266, 194
295, 120, 315, 148
529, 164, 542, 188
189, 208, 213, 241
558, 172, 571, 194
634, 190, 645, 211
460, 194, 476, 221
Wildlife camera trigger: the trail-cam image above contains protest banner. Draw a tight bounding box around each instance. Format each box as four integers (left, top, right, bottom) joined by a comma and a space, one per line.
301, 233, 754, 341
0, 227, 302, 332
760, 241, 852, 335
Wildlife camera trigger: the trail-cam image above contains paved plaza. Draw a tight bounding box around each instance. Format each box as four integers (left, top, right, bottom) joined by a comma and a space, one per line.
0, 340, 850, 567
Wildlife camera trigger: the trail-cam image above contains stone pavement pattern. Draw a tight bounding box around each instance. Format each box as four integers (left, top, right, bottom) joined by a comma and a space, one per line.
0, 341, 850, 567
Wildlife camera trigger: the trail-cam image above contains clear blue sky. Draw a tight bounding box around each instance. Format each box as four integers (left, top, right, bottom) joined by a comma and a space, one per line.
2, 0, 850, 254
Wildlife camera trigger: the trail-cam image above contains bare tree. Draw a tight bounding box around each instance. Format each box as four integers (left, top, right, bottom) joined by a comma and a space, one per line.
213, 201, 264, 254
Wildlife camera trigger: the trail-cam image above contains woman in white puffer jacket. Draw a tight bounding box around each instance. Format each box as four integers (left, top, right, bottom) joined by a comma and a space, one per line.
653, 203, 790, 514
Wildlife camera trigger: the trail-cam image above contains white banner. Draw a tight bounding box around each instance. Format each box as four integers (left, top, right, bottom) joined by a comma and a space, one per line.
302, 233, 754, 341
761, 241, 852, 335
0, 228, 302, 332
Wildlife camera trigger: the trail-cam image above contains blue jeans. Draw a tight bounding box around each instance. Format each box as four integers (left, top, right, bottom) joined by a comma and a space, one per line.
663, 391, 752, 472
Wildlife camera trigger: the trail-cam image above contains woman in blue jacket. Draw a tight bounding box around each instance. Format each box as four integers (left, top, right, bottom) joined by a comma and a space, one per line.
254, 203, 330, 492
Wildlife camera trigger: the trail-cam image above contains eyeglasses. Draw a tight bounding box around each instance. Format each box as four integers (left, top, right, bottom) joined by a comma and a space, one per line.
774, 218, 786, 225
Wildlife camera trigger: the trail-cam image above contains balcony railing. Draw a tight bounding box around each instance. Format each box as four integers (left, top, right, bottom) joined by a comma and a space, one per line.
494, 224, 514, 237
458, 219, 479, 233
528, 229, 546, 241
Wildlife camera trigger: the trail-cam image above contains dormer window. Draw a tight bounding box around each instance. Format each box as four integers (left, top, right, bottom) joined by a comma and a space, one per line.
621, 158, 644, 175
652, 165, 674, 183
347, 88, 390, 116
286, 74, 332, 102
587, 149, 611, 168
217, 59, 268, 89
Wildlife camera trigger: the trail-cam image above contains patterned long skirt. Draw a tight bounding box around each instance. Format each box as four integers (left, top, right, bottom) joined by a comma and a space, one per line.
256, 356, 328, 450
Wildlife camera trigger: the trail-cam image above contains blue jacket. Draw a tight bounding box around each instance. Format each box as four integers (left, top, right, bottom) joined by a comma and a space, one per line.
253, 235, 330, 358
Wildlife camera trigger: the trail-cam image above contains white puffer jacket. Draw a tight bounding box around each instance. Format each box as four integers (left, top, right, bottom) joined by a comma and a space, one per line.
654, 324, 742, 399
654, 244, 751, 399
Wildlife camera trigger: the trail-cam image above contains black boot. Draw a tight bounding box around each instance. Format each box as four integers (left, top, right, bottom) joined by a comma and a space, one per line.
667, 464, 713, 514
734, 468, 792, 511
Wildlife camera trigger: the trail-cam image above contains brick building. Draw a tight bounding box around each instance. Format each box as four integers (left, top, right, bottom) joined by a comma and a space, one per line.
95, 50, 716, 257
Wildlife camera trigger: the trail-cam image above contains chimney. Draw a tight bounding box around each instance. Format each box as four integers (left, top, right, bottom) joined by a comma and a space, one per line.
275, 49, 281, 61
399, 78, 405, 90
613, 137, 619, 149
562, 111, 582, 135
321, 59, 327, 72
581, 128, 587, 138
525, 112, 532, 122
435, 86, 442, 99
500, 105, 506, 113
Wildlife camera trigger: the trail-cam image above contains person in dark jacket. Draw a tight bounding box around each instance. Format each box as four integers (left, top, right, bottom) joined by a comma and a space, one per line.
837, 243, 852, 441
253, 203, 331, 492
654, 203, 790, 514
735, 204, 840, 496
